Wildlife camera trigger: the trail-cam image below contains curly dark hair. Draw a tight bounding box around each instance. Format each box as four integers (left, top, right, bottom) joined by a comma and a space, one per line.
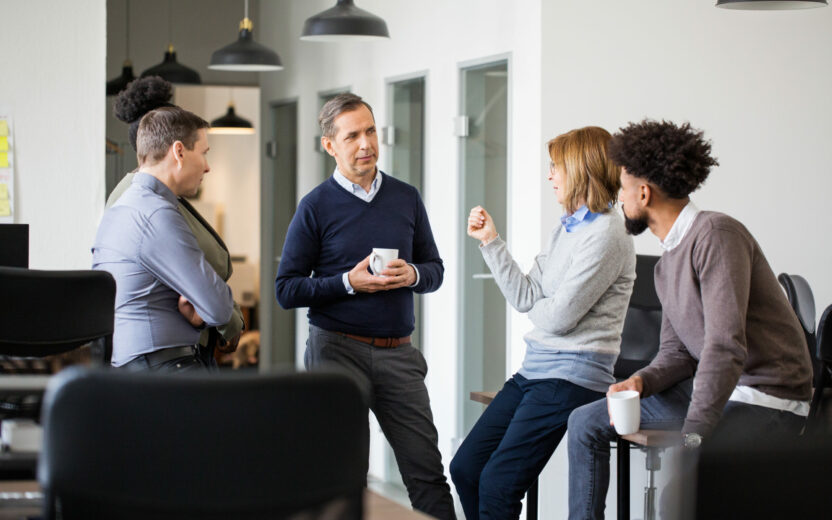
113, 76, 174, 151
608, 120, 719, 199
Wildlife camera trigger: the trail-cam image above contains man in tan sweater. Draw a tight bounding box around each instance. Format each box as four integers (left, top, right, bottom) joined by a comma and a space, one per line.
566, 120, 812, 520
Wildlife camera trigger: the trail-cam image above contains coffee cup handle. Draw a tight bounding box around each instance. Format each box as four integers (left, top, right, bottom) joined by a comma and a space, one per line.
369, 252, 381, 275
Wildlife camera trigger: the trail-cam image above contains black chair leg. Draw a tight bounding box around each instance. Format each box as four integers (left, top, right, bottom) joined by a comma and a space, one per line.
617, 438, 630, 520
526, 478, 538, 520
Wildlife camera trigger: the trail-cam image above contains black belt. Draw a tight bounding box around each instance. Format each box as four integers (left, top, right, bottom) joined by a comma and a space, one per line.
124, 345, 195, 369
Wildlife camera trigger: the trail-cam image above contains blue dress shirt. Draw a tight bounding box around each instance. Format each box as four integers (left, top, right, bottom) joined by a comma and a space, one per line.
560, 204, 602, 233
92, 173, 233, 366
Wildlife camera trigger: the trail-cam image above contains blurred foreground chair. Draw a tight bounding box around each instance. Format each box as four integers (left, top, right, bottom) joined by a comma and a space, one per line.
38, 368, 369, 520
806, 304, 832, 433
690, 429, 832, 519
777, 273, 820, 383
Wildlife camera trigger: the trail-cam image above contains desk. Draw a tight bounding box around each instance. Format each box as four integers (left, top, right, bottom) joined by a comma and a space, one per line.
469, 391, 538, 520
0, 482, 431, 520
616, 430, 682, 520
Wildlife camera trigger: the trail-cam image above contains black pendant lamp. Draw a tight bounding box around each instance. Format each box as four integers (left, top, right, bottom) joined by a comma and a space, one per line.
716, 0, 826, 8
210, 0, 283, 71
301, 0, 390, 42
141, 45, 202, 84
140, 0, 201, 84
210, 90, 255, 135
106, 0, 135, 96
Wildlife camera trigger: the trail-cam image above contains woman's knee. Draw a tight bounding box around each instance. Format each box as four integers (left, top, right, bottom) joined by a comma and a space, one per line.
450, 451, 476, 489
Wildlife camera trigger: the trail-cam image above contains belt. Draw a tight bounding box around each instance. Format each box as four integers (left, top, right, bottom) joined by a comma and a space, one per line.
125, 345, 196, 369
337, 332, 411, 348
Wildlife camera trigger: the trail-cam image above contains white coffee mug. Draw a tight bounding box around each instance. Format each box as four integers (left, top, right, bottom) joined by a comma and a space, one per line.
369, 248, 399, 277
608, 390, 641, 435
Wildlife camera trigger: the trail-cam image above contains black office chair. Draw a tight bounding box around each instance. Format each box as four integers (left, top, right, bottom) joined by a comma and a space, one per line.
805, 304, 832, 433
0, 266, 116, 365
689, 429, 832, 519
0, 267, 115, 479
614, 254, 662, 380
777, 273, 820, 384
38, 368, 369, 520
612, 254, 664, 520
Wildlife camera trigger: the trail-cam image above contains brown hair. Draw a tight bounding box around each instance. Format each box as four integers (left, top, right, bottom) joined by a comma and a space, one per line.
136, 106, 209, 165
318, 93, 374, 138
548, 126, 620, 214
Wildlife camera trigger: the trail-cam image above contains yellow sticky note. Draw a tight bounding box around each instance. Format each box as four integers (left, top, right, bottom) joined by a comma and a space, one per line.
0, 120, 7, 137
0, 152, 7, 168
0, 199, 9, 217
0, 136, 7, 151
0, 184, 7, 199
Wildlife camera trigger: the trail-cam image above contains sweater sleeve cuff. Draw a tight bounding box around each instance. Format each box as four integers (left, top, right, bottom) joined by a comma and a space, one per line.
634, 368, 659, 398
681, 420, 712, 437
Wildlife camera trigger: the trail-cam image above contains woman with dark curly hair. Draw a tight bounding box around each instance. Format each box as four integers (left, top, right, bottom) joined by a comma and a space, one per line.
109, 76, 244, 368
567, 120, 811, 520
450, 126, 635, 520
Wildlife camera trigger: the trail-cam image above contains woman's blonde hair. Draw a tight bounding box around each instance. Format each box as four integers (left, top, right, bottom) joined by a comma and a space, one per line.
548, 126, 620, 214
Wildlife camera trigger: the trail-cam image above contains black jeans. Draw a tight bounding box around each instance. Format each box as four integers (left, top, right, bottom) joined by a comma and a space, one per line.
119, 348, 211, 373
306, 325, 456, 520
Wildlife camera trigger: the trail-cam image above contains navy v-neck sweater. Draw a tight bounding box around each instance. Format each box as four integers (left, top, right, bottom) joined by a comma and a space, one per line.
275, 173, 443, 337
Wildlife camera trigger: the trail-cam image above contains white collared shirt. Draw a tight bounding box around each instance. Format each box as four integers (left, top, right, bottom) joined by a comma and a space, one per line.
660, 201, 700, 252
333, 168, 382, 202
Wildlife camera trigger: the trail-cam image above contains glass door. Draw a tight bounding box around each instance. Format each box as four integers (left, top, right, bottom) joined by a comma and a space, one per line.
458, 60, 509, 435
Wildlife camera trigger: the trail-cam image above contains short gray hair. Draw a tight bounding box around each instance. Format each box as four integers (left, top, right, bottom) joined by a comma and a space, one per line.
319, 93, 374, 138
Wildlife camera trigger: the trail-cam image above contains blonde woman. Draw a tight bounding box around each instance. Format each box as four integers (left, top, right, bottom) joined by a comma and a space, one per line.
450, 126, 635, 520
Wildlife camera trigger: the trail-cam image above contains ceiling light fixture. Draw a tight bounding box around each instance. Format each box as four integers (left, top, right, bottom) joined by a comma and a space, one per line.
300, 0, 390, 42
716, 0, 827, 9
210, 0, 283, 71
106, 0, 135, 96
140, 0, 201, 84
210, 89, 255, 135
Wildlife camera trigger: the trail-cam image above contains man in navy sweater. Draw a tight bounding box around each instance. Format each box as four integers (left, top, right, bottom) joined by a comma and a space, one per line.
275, 94, 454, 519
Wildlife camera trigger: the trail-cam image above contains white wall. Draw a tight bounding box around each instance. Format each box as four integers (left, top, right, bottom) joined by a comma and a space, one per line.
0, 0, 105, 269
257, 0, 543, 501
540, 2, 832, 518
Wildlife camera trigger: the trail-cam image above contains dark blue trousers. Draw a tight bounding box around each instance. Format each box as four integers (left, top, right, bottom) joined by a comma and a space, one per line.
450, 374, 603, 520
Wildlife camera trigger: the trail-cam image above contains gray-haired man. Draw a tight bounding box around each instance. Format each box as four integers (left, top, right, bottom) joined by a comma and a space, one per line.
276, 94, 455, 518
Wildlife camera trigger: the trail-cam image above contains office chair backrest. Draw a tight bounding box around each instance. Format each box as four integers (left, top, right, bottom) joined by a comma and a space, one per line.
778, 272, 817, 345
38, 368, 369, 520
817, 304, 832, 364
0, 224, 28, 267
615, 254, 662, 379
0, 267, 115, 361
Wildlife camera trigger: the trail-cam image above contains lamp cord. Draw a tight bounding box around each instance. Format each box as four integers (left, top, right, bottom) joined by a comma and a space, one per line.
125, 0, 130, 59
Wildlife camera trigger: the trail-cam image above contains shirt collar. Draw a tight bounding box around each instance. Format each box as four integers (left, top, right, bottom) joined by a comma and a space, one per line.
133, 172, 178, 206
560, 204, 601, 233
661, 201, 700, 251
333, 168, 381, 195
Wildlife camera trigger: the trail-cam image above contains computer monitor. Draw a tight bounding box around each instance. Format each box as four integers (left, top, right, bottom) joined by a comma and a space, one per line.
0, 224, 28, 267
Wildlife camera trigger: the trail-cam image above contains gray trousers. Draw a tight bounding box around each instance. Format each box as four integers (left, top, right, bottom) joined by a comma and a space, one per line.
306, 325, 456, 520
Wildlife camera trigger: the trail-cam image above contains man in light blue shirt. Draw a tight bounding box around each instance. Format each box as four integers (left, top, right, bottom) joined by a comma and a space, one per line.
92, 107, 234, 371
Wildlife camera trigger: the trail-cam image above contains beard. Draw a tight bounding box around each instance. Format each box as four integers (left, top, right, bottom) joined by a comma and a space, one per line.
624, 215, 649, 235
622, 206, 649, 235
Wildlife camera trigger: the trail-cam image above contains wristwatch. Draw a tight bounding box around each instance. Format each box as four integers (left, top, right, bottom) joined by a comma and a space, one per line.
683, 433, 702, 449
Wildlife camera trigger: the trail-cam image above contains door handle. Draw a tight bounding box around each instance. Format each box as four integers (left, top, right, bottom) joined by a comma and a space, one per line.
472, 273, 494, 280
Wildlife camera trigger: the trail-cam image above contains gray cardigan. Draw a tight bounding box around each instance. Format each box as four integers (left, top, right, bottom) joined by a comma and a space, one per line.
480, 211, 635, 391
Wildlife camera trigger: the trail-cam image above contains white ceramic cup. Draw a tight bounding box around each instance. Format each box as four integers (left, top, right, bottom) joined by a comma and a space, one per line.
608, 390, 641, 435
369, 248, 399, 277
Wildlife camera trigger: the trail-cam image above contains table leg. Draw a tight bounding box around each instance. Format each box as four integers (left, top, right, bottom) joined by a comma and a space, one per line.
526, 478, 538, 520
617, 438, 630, 520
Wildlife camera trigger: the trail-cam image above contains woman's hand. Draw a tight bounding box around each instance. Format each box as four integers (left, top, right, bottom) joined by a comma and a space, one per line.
178, 295, 205, 328
467, 206, 498, 245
